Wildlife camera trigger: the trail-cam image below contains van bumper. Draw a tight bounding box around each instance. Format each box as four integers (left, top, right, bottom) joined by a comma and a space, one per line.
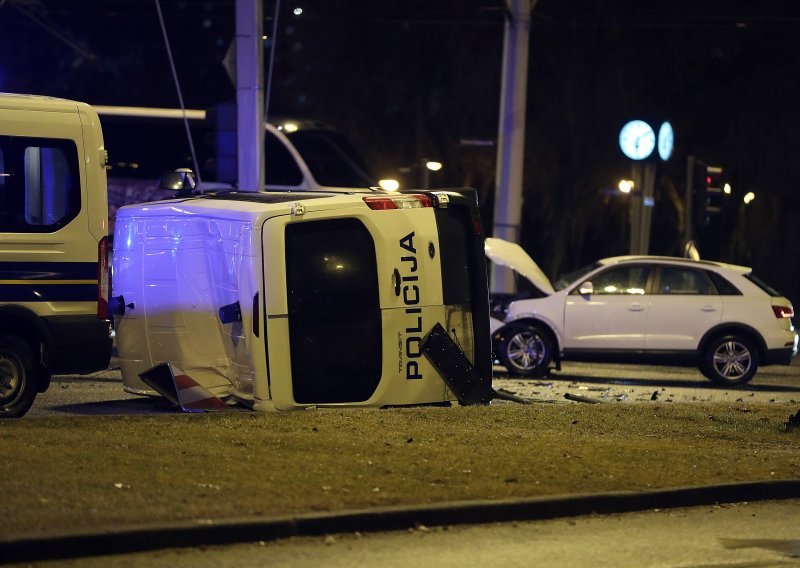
43, 315, 113, 374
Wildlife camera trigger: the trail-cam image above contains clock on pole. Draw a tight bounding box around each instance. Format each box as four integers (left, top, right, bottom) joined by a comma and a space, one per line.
619, 120, 656, 160
657, 121, 674, 161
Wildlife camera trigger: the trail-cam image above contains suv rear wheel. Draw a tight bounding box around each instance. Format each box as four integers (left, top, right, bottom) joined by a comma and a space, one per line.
700, 334, 759, 385
0, 336, 40, 418
497, 324, 553, 377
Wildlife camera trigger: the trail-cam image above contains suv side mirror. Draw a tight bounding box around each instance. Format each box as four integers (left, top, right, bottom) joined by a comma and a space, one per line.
159, 168, 197, 197
578, 281, 593, 296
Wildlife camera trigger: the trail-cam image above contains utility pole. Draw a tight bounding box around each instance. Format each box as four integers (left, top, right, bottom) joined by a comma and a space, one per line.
235, 0, 264, 191
685, 155, 695, 246
491, 0, 535, 293
629, 161, 655, 255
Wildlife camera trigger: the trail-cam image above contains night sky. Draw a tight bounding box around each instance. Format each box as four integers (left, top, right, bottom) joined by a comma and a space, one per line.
3, 0, 800, 305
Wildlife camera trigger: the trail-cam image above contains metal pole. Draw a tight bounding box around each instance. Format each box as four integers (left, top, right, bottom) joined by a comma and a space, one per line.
685, 155, 695, 245
629, 162, 642, 254
639, 161, 656, 255
490, 0, 535, 293
236, 0, 264, 191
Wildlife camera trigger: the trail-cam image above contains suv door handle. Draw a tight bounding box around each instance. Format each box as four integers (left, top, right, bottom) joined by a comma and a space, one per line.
628, 303, 645, 312
701, 305, 717, 312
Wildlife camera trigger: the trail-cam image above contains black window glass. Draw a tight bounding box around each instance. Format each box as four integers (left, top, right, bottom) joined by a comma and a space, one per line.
579, 265, 649, 295
658, 267, 710, 295
745, 273, 783, 297
287, 129, 374, 188
555, 262, 600, 291
265, 130, 303, 186
285, 218, 381, 403
708, 271, 742, 295
101, 116, 212, 179
0, 136, 80, 233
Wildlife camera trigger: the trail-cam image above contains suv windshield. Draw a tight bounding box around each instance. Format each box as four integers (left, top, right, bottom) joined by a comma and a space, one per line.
553, 262, 601, 291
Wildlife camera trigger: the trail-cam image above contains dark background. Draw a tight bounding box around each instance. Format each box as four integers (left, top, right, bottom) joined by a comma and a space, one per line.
2, 0, 800, 306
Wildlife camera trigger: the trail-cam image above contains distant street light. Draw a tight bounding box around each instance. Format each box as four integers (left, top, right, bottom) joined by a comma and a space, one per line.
618, 179, 634, 194
743, 191, 756, 205
421, 159, 443, 188
723, 183, 732, 195
278, 122, 298, 133
378, 179, 400, 191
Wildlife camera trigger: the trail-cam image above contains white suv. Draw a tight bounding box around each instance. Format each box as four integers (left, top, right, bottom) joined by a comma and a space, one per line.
486, 238, 798, 385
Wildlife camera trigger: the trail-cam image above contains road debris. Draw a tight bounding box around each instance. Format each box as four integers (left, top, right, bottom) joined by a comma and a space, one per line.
564, 393, 606, 404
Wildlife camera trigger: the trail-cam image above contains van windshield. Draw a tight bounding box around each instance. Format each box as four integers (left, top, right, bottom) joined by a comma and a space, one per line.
285, 218, 382, 403
287, 129, 375, 188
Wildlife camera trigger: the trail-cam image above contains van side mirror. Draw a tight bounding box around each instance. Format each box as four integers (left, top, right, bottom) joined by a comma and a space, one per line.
578, 281, 593, 296
159, 168, 197, 197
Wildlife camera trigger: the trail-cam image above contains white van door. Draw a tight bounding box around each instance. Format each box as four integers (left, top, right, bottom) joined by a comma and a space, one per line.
261, 198, 460, 409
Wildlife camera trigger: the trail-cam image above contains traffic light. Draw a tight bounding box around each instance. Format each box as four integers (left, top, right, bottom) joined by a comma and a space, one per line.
692, 160, 724, 227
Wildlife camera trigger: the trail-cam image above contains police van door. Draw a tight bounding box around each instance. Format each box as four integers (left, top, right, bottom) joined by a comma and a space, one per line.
261, 196, 456, 410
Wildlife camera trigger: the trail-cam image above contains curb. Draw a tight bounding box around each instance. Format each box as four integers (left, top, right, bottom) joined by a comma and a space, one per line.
2, 479, 800, 564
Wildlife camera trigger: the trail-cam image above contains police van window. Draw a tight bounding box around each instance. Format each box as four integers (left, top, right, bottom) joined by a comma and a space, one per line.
24, 146, 72, 225
0, 147, 6, 189
285, 218, 381, 404
0, 136, 80, 233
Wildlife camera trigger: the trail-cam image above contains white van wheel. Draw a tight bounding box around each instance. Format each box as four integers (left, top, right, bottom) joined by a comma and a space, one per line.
497, 324, 553, 377
0, 336, 39, 418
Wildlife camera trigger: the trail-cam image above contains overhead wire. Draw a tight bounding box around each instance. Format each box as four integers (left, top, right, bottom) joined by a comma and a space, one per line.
264, 0, 281, 124
154, 0, 201, 182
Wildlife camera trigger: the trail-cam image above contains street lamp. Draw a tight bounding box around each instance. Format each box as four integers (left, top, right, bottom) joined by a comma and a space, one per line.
378, 179, 400, 192
743, 191, 755, 205
421, 159, 443, 188
618, 179, 635, 194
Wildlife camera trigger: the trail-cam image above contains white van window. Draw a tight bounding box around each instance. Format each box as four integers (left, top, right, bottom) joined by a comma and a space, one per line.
0, 136, 80, 233
24, 146, 72, 225
0, 148, 5, 188
285, 218, 382, 404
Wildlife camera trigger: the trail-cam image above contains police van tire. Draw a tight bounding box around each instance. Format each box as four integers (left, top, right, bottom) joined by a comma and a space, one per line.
0, 336, 40, 418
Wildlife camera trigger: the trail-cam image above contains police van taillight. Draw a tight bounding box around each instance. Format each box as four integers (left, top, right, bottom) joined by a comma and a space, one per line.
98, 236, 110, 319
363, 194, 433, 210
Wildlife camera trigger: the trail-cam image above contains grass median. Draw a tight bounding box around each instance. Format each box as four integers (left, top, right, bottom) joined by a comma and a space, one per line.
2, 401, 799, 540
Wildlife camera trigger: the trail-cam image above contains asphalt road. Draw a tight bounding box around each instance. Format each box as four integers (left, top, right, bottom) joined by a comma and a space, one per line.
493, 358, 800, 405
27, 358, 800, 418
20, 499, 800, 567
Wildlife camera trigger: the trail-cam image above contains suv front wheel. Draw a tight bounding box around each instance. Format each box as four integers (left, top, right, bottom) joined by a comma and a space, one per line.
700, 334, 759, 385
497, 324, 553, 377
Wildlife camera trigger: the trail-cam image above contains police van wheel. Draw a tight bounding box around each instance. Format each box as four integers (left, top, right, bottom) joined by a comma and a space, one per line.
0, 336, 39, 418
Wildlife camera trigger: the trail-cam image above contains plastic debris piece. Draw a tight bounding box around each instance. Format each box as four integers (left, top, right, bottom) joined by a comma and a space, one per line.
564, 392, 606, 404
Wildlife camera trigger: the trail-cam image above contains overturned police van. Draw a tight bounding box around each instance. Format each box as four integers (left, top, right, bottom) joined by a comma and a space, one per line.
111, 174, 493, 411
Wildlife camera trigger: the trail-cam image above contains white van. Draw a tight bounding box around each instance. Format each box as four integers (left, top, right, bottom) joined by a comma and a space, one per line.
0, 94, 113, 417
111, 179, 492, 410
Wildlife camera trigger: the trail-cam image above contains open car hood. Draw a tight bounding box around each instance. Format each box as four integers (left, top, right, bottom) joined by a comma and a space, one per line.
484, 237, 555, 295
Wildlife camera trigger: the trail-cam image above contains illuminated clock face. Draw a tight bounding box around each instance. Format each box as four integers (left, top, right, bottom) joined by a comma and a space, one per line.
658, 121, 674, 161
619, 120, 655, 160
